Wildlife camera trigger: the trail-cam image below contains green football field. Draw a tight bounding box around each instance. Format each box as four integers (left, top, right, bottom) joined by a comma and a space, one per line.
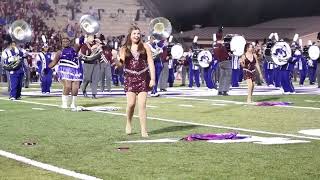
1, 83, 320, 179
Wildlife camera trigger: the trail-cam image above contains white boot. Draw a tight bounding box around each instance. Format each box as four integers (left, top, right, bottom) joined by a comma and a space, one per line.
70, 96, 77, 109
61, 95, 69, 109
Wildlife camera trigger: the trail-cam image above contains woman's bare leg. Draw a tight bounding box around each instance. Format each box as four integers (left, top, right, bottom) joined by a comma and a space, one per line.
246, 79, 253, 103
126, 92, 136, 134
137, 92, 148, 137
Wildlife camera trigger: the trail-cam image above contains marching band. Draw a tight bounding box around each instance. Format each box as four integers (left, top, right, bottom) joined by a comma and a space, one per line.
1, 16, 320, 104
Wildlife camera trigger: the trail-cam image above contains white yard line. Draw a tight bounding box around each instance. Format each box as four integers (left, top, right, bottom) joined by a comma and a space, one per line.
1, 97, 320, 141
167, 96, 246, 104
31, 108, 45, 111
167, 97, 320, 110
305, 100, 320, 103
0, 150, 102, 180
179, 104, 194, 107
211, 103, 227, 106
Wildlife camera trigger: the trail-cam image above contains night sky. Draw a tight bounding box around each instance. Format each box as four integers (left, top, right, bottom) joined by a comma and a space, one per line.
151, 0, 320, 31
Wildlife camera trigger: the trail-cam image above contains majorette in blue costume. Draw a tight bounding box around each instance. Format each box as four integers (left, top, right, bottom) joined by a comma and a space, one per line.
49, 34, 83, 109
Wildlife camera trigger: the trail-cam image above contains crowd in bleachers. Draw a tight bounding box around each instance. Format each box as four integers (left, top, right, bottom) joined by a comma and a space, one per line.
0, 0, 149, 85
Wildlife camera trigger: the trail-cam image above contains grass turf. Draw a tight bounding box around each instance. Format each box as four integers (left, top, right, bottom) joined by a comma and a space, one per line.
1, 92, 320, 179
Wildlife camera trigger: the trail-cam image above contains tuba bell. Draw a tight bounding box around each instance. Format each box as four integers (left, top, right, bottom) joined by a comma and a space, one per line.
79, 14, 100, 35
148, 17, 172, 59
3, 20, 32, 71
149, 17, 172, 40
8, 20, 32, 43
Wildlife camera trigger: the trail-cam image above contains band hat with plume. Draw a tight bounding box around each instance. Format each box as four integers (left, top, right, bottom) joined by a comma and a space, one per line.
216, 26, 223, 41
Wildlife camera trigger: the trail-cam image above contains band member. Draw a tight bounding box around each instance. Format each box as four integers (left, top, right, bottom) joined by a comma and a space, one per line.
231, 54, 241, 87
316, 35, 320, 88
147, 36, 163, 97
296, 49, 308, 86
187, 48, 201, 88
213, 29, 231, 95
100, 43, 113, 92
317, 56, 320, 88
112, 65, 124, 86
1, 35, 27, 100
263, 57, 275, 86
159, 44, 169, 91
280, 52, 299, 94
36, 44, 53, 93
49, 35, 82, 109
167, 58, 177, 87
23, 43, 33, 88
240, 43, 263, 103
273, 65, 281, 88
80, 35, 101, 98
109, 25, 155, 137
307, 55, 318, 85
179, 56, 188, 86
203, 50, 218, 90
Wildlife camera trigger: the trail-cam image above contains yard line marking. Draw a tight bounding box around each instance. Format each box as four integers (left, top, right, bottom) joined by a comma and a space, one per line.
299, 129, 320, 137
146, 105, 158, 108
304, 100, 320, 103
168, 97, 320, 110
167, 97, 245, 104
0, 150, 102, 180
179, 104, 193, 107
275, 105, 320, 110
1, 97, 320, 141
31, 108, 45, 111
211, 103, 227, 106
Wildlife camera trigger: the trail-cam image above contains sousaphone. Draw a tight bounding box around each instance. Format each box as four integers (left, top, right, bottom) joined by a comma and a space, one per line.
78, 14, 102, 62
3, 20, 32, 71
149, 17, 172, 40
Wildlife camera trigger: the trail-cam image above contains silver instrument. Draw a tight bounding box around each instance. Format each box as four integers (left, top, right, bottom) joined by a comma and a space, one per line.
79, 14, 100, 35
8, 20, 32, 43
79, 15, 102, 62
3, 20, 32, 71
149, 17, 172, 40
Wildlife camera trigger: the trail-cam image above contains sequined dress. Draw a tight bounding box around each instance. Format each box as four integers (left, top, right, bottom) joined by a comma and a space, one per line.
243, 55, 256, 81
123, 50, 151, 92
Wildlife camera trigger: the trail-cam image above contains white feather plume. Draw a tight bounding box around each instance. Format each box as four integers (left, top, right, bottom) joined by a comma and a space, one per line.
41, 35, 46, 43
168, 35, 173, 43
293, 34, 299, 42
193, 36, 198, 43
274, 33, 279, 41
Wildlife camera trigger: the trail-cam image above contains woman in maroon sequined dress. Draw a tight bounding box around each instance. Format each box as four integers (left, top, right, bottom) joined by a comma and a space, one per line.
240, 43, 263, 104
112, 25, 155, 137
